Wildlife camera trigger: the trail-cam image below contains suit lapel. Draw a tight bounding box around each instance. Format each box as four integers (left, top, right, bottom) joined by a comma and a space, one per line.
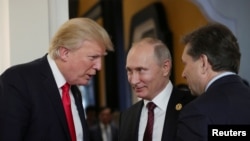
39, 55, 90, 141
161, 89, 180, 141
134, 101, 144, 141
71, 85, 90, 141
39, 55, 71, 140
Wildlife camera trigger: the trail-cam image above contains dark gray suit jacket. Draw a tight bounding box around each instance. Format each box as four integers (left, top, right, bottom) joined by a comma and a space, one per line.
0, 54, 89, 141
119, 88, 195, 141
89, 123, 119, 141
176, 75, 250, 141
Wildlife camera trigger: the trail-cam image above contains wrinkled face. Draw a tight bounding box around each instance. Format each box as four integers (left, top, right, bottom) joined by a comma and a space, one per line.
126, 45, 169, 100
181, 44, 205, 96
59, 40, 106, 85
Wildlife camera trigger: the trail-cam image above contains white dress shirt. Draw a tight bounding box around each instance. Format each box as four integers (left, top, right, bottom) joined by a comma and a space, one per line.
47, 55, 83, 141
138, 81, 173, 141
100, 123, 112, 141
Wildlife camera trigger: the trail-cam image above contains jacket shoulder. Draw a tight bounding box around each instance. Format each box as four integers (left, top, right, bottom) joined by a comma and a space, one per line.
172, 88, 197, 106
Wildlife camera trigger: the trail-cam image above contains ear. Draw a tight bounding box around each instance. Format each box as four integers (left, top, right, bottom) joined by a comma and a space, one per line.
58, 46, 70, 61
200, 54, 210, 74
162, 59, 171, 76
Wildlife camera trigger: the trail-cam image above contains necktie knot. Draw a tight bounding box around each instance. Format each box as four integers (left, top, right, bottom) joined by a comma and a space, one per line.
62, 83, 70, 93
147, 102, 156, 111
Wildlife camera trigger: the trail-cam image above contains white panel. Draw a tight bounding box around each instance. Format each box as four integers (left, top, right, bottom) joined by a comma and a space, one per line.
8, 0, 50, 65
190, 0, 236, 35
48, 0, 69, 40
0, 0, 10, 74
0, 0, 68, 71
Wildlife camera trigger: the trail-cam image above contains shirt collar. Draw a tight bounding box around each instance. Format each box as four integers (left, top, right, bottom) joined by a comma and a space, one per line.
47, 55, 66, 88
144, 81, 173, 112
205, 71, 236, 91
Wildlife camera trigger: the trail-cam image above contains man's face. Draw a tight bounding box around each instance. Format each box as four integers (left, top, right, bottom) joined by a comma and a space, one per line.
126, 44, 169, 100
181, 44, 205, 96
62, 40, 106, 85
99, 109, 112, 125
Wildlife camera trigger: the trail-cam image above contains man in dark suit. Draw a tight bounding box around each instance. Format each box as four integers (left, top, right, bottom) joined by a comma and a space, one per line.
89, 107, 118, 141
176, 23, 250, 141
119, 37, 195, 141
0, 18, 114, 141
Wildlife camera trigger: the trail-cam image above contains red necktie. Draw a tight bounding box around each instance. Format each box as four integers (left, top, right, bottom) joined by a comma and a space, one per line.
143, 102, 156, 141
62, 83, 76, 141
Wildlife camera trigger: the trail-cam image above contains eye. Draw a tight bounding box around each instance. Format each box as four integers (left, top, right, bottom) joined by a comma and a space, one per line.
126, 69, 132, 75
88, 55, 100, 61
137, 67, 146, 73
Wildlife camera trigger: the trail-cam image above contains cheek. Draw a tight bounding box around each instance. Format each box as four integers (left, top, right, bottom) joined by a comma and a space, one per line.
80, 58, 92, 67
127, 74, 131, 82
75, 60, 92, 72
141, 73, 154, 84
185, 65, 194, 75
84, 63, 95, 71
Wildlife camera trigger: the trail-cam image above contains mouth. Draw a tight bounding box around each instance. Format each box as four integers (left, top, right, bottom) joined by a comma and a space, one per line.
133, 86, 144, 93
84, 74, 92, 81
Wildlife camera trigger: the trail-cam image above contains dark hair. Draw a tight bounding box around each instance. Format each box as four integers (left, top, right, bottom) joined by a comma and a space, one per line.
98, 106, 113, 115
182, 23, 241, 74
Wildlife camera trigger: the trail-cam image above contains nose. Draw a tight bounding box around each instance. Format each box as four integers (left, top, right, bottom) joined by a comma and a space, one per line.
93, 59, 102, 71
129, 72, 140, 85
182, 70, 186, 79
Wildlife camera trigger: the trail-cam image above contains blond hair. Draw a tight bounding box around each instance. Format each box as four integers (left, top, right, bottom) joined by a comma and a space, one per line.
48, 18, 114, 59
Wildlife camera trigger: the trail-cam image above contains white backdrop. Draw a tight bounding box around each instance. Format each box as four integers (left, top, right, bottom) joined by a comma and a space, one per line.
0, 0, 68, 74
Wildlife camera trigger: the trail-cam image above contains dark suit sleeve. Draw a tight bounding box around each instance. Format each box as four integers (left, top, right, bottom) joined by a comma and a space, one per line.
119, 101, 143, 141
0, 68, 32, 141
0, 56, 73, 141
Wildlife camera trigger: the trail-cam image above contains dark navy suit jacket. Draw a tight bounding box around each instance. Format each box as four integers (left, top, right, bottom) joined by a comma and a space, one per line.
0, 54, 89, 141
119, 88, 195, 141
176, 75, 250, 141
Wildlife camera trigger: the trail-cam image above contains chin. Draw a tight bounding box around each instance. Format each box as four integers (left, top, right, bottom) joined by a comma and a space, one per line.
191, 90, 199, 96
79, 80, 89, 86
136, 93, 147, 99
